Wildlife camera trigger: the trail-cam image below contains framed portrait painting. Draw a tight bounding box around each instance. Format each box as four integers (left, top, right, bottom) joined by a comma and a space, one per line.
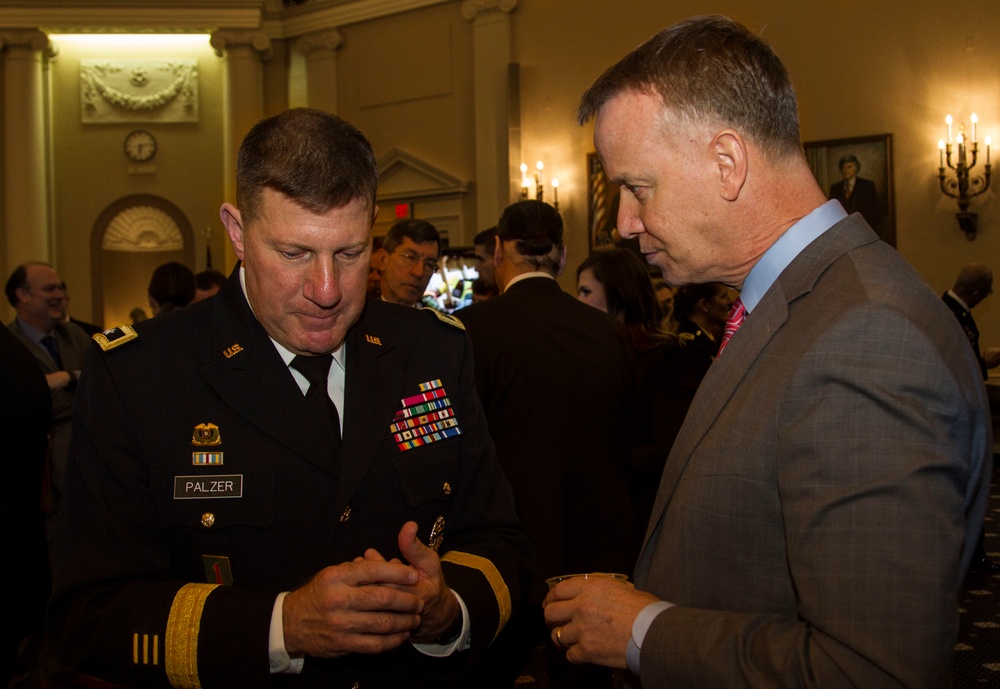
804, 133, 895, 246
586, 153, 619, 252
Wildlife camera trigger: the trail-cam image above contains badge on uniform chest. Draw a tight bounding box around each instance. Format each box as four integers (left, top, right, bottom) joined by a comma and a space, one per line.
192, 423, 223, 465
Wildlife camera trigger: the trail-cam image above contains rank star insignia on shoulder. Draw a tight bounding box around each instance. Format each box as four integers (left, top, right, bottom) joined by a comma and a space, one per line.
422, 308, 465, 331
93, 325, 138, 352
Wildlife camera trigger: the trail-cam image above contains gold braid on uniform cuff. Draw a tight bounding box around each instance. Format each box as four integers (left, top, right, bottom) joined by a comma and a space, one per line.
440, 551, 511, 642
165, 583, 219, 689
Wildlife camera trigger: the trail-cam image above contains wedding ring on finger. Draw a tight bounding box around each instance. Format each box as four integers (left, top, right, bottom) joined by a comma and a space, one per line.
555, 625, 567, 649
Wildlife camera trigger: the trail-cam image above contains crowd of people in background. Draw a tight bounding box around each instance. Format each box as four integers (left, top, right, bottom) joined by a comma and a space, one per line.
3, 14, 998, 689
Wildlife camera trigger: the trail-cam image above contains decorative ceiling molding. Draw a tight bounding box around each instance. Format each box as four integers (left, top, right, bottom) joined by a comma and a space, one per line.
264, 0, 453, 38
0, 0, 469, 42
0, 7, 262, 31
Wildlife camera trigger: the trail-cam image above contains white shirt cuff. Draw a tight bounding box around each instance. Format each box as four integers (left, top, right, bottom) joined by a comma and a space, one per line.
412, 590, 472, 657
269, 592, 304, 674
626, 600, 673, 675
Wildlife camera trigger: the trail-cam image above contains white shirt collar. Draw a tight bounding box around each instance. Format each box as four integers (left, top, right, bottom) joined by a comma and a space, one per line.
503, 271, 556, 292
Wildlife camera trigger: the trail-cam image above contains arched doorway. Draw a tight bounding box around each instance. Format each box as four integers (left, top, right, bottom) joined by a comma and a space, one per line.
90, 194, 195, 327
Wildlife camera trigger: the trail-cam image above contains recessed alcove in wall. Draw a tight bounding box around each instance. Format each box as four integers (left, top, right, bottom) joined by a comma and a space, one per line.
90, 194, 194, 328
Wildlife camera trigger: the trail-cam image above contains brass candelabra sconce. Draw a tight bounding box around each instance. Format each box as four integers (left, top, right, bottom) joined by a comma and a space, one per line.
520, 161, 559, 211
938, 113, 991, 240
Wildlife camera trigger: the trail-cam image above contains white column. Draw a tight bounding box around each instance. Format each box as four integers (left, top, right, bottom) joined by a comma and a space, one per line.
294, 29, 343, 115
462, 0, 517, 231
210, 29, 271, 270
1, 29, 52, 280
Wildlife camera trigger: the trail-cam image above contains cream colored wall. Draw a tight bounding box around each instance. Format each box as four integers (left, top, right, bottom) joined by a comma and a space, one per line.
46, 35, 226, 328
510, 0, 999, 350
337, 1, 478, 242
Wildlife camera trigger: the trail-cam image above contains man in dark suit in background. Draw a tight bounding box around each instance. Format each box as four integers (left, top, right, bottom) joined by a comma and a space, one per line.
943, 262, 1000, 572
6, 262, 91, 545
48, 108, 530, 689
543, 16, 990, 688
943, 263, 1000, 381
459, 200, 637, 689
828, 153, 882, 233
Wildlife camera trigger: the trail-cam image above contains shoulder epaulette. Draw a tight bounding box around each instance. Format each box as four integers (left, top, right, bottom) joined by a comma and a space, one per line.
421, 307, 465, 331
93, 324, 139, 352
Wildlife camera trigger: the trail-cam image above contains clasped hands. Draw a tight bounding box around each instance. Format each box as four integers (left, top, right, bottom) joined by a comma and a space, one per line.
282, 521, 461, 658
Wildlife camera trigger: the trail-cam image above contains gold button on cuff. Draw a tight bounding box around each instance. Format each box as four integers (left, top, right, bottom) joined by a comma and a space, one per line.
201, 513, 215, 528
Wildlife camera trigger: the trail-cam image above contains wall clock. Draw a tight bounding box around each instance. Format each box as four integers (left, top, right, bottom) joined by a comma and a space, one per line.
124, 129, 157, 162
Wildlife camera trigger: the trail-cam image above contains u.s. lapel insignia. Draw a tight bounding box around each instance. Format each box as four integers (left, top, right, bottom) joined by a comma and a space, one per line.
365, 334, 382, 346
93, 324, 138, 351
192, 423, 222, 446
223, 343, 244, 359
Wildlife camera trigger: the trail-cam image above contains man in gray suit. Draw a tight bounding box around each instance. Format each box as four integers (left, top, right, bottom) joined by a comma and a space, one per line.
6, 261, 92, 543
543, 16, 991, 688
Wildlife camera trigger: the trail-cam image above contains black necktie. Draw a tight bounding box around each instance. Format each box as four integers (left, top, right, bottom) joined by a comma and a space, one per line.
290, 354, 343, 456
41, 335, 64, 369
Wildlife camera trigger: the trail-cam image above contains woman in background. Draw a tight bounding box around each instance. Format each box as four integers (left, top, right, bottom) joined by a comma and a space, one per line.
576, 248, 707, 528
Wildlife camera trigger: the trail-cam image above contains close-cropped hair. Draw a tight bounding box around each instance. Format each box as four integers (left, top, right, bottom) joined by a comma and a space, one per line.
578, 15, 802, 160
236, 108, 378, 225
195, 269, 227, 291
473, 226, 497, 249
382, 219, 440, 255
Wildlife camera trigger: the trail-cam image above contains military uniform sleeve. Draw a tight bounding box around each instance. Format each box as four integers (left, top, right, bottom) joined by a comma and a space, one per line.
48, 343, 277, 689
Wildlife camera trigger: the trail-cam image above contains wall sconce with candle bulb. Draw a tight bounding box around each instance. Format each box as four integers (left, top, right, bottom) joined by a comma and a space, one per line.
519, 160, 559, 211
938, 112, 991, 240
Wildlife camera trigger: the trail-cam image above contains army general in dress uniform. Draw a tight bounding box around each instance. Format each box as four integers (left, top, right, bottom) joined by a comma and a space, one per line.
48, 109, 531, 689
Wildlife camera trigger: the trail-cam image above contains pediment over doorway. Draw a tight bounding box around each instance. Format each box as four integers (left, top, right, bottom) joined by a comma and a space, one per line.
377, 149, 471, 203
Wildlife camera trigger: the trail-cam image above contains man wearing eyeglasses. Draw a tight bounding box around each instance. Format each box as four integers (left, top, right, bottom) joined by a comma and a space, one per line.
377, 219, 441, 308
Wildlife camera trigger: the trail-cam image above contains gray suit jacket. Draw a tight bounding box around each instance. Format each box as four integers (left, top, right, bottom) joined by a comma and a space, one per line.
8, 317, 91, 422
9, 318, 92, 507
634, 215, 991, 688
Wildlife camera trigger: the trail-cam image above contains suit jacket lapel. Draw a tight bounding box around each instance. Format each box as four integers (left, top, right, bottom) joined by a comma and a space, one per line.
198, 269, 338, 474
636, 215, 880, 582
336, 304, 403, 508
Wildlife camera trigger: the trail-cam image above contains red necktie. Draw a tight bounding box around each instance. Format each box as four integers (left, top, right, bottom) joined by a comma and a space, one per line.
717, 297, 746, 357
